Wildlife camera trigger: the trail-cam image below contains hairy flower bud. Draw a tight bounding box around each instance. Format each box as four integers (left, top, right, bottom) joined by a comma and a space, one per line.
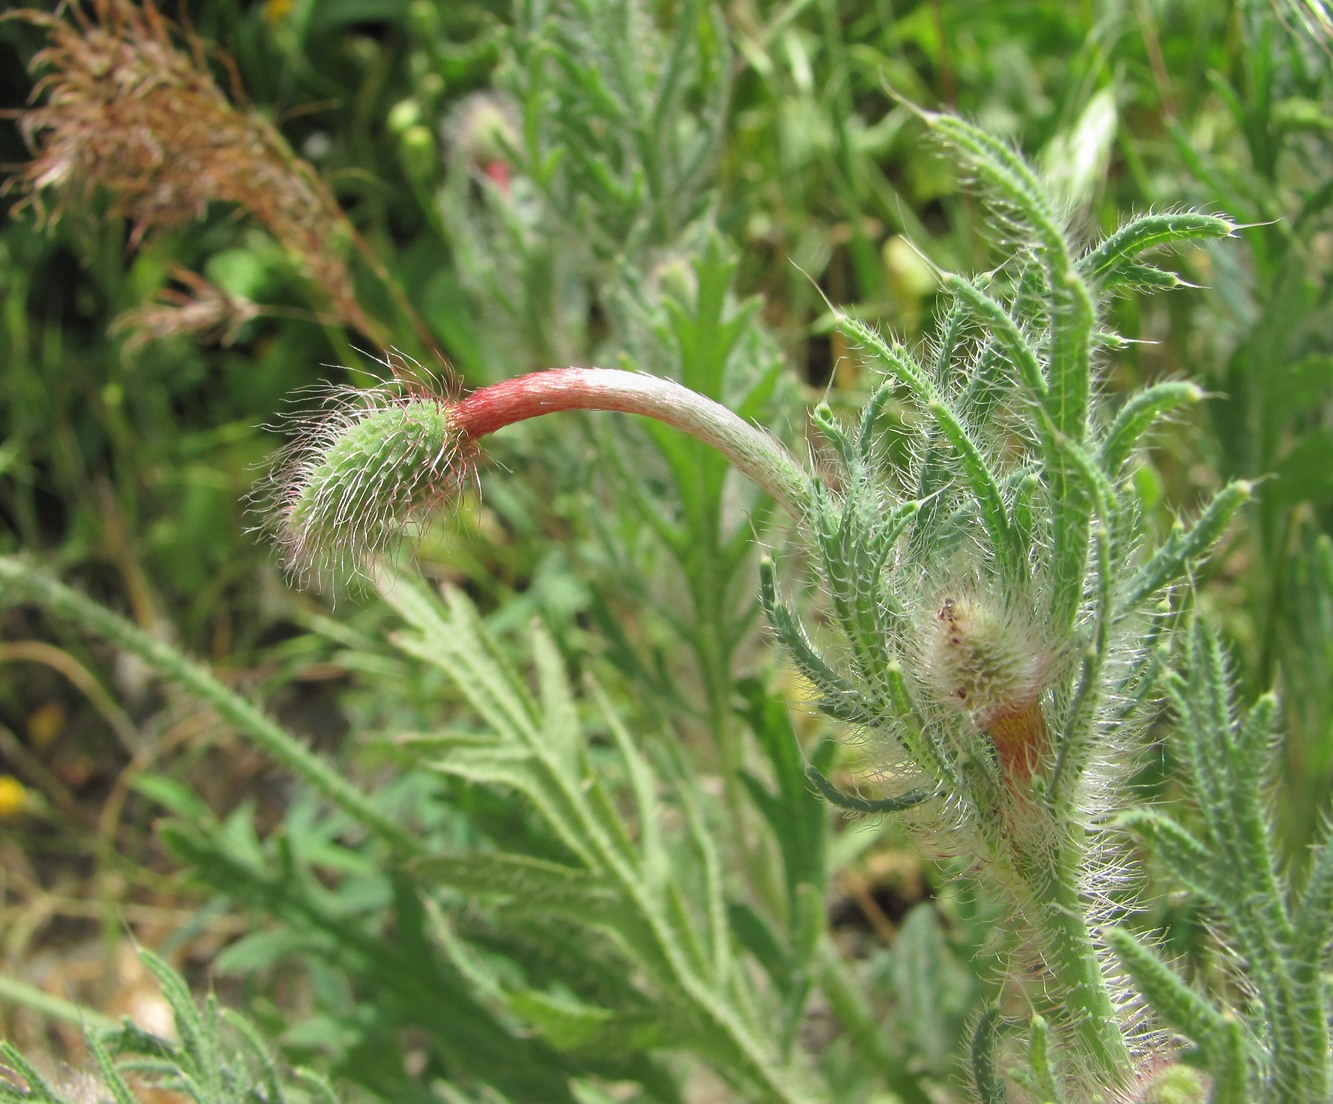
1127, 1062, 1209, 1104
260, 384, 469, 589
922, 590, 1052, 779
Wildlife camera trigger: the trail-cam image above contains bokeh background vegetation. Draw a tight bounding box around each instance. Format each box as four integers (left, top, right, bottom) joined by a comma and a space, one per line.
1, 1, 1330, 1101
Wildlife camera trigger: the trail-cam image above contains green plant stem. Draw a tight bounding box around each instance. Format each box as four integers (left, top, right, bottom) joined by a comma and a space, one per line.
1009, 830, 1130, 1081
0, 557, 423, 858
814, 939, 935, 1104
0, 973, 118, 1033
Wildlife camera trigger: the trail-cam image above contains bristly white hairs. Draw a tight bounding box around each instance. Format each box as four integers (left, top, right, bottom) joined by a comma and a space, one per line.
252, 351, 468, 593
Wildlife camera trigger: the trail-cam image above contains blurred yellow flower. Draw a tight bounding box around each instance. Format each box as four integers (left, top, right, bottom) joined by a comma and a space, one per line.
0, 775, 27, 818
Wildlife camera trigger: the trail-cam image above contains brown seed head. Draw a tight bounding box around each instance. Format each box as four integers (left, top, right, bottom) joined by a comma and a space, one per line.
7, 0, 376, 342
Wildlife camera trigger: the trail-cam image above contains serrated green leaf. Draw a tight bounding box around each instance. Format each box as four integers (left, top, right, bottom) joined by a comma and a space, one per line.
132, 772, 218, 824
530, 617, 582, 768
214, 928, 321, 974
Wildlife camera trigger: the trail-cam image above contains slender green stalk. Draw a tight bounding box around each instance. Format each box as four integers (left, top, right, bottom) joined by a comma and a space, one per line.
0, 974, 118, 1033
0, 556, 422, 858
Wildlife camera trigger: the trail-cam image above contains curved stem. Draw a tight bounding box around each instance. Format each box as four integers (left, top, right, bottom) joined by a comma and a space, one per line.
454, 368, 814, 519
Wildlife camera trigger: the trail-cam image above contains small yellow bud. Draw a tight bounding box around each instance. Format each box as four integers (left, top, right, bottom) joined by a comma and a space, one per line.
27, 700, 65, 749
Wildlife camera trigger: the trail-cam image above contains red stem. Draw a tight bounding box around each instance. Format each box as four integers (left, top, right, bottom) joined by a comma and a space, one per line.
453, 368, 693, 439
449, 367, 811, 517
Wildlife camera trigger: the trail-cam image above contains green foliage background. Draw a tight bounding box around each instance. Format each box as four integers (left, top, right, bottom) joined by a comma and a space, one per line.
0, 1, 1330, 1102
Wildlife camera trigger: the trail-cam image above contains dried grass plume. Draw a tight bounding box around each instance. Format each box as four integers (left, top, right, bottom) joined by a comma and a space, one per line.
5, 0, 384, 345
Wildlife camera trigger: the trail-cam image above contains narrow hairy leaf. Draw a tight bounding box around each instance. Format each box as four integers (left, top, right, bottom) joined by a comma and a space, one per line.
759, 558, 880, 725
217, 1011, 285, 1104
1026, 1015, 1066, 1104
1209, 1016, 1254, 1104
386, 577, 544, 745
84, 1033, 138, 1104
1295, 824, 1333, 967
1080, 212, 1236, 283
924, 111, 1066, 265
1114, 482, 1251, 618
804, 764, 936, 814
939, 273, 1046, 399
1236, 692, 1280, 788
139, 950, 214, 1093
834, 311, 935, 400
1105, 928, 1231, 1051
0, 1045, 65, 1104
1100, 381, 1205, 474
412, 853, 617, 907
969, 1006, 1010, 1104
811, 401, 860, 471
924, 398, 1024, 579
857, 382, 899, 458
1098, 260, 1192, 292
1119, 808, 1227, 907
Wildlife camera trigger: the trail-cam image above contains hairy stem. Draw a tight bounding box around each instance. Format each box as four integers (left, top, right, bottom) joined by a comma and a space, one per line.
454, 368, 813, 518
1007, 827, 1130, 1081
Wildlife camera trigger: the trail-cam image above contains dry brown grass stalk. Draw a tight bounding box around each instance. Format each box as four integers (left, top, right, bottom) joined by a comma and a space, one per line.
109, 264, 262, 351
6, 0, 390, 347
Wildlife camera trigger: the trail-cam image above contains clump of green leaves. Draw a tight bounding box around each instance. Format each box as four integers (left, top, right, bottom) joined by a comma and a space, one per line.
0, 952, 338, 1104
3, 3, 1331, 1104
1114, 622, 1333, 1103
757, 109, 1301, 1096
